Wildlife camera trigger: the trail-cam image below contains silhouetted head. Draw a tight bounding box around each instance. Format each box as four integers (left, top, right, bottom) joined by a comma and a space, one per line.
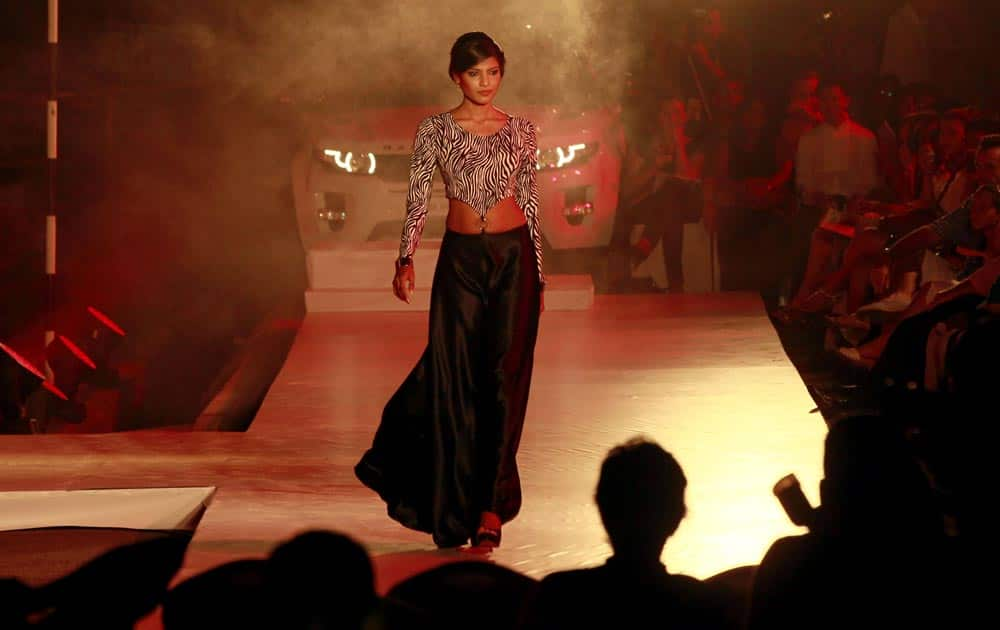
265, 530, 376, 629
386, 561, 536, 630
162, 559, 267, 630
595, 438, 687, 559
819, 416, 940, 537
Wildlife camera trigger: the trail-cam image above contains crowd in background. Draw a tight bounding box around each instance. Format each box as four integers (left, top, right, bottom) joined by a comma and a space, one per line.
610, 4, 999, 429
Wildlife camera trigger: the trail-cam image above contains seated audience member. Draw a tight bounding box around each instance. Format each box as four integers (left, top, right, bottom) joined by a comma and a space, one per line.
833, 144, 1000, 364
163, 530, 424, 630
0, 578, 32, 630
887, 134, 1000, 271
794, 110, 975, 320
778, 82, 880, 317
31, 533, 191, 629
847, 184, 1000, 372
748, 416, 966, 630
387, 561, 535, 630
942, 293, 1000, 540
162, 559, 267, 629
262, 530, 379, 630
519, 438, 730, 629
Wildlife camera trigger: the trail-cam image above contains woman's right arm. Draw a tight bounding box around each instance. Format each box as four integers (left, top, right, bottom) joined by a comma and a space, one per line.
398, 116, 440, 262
394, 117, 439, 303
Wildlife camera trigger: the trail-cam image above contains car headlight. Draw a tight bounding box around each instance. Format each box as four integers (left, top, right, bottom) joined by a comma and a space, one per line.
319, 148, 377, 175
536, 142, 598, 170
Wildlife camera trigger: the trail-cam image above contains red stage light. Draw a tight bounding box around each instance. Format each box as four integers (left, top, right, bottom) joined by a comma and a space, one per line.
58, 335, 97, 370
87, 306, 126, 336
0, 341, 68, 400
0, 341, 46, 380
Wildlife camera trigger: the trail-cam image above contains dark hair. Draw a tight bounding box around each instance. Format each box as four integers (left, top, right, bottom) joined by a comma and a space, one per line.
820, 416, 940, 535
449, 32, 506, 78
978, 133, 1000, 153
595, 438, 687, 555
940, 108, 970, 128
967, 118, 1000, 138
265, 531, 376, 627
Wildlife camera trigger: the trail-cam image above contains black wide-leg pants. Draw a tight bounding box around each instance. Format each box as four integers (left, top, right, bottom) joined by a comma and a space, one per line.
355, 225, 541, 546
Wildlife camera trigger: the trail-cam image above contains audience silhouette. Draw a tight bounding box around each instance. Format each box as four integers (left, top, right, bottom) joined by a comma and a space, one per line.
262, 530, 379, 629
748, 415, 967, 629
24, 532, 190, 629
162, 558, 267, 629
519, 437, 731, 629
387, 560, 535, 630
0, 422, 979, 628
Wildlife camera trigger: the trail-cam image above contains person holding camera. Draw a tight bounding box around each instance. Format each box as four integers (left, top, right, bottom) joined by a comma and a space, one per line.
751, 416, 964, 629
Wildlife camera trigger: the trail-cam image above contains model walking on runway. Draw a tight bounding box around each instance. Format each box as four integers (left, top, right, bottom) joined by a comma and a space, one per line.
355, 31, 545, 549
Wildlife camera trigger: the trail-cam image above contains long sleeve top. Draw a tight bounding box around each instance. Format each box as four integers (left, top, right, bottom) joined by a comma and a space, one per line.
399, 111, 545, 286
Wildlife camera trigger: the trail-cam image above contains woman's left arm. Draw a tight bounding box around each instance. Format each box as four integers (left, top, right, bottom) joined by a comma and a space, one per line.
516, 119, 546, 292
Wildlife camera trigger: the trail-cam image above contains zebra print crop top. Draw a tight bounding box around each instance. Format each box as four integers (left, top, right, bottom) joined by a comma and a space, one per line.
400, 111, 545, 285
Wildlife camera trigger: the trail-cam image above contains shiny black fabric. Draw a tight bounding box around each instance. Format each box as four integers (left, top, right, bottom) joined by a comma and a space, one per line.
355, 225, 541, 547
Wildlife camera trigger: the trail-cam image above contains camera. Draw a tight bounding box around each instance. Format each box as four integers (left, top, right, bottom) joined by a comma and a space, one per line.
773, 474, 817, 529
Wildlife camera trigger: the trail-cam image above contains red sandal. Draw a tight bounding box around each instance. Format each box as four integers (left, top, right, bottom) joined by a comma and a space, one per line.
474, 512, 502, 549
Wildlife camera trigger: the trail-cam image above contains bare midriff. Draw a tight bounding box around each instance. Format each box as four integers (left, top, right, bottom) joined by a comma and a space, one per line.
446, 196, 527, 234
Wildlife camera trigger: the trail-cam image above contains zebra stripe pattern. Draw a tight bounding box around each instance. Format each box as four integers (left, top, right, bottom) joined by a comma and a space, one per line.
400, 111, 545, 285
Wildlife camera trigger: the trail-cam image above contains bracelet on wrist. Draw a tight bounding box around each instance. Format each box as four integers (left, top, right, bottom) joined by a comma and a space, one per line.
396, 256, 413, 269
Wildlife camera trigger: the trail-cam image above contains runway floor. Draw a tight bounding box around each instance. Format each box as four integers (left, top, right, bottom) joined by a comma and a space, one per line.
0, 292, 826, 599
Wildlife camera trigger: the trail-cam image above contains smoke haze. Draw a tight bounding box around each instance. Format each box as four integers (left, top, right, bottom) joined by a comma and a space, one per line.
91, 0, 636, 108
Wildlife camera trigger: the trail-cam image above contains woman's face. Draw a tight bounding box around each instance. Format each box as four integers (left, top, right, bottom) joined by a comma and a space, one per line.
453, 56, 503, 106
975, 146, 1000, 186
937, 119, 966, 159
917, 142, 936, 174
969, 187, 999, 232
